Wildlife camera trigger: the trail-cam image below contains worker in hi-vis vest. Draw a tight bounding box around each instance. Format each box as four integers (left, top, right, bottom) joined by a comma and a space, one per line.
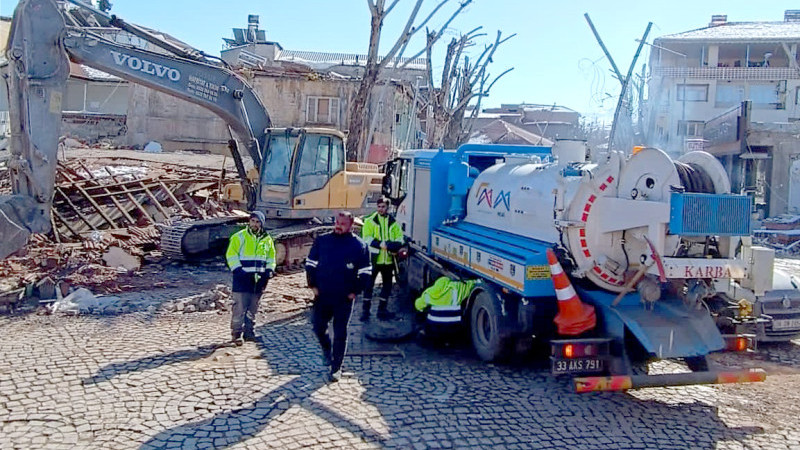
225, 211, 276, 346
360, 197, 404, 321
415, 276, 477, 339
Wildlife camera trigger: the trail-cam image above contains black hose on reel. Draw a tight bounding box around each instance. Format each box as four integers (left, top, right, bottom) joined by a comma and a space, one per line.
674, 161, 715, 193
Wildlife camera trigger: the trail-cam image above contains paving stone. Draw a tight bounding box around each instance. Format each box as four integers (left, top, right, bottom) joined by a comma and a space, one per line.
1, 275, 799, 449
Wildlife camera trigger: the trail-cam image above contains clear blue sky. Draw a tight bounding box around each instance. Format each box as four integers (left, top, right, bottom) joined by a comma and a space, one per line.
3, 0, 798, 122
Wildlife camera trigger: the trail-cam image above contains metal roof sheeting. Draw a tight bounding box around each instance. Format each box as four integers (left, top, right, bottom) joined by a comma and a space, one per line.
658, 22, 800, 42
277, 50, 426, 70
69, 62, 123, 82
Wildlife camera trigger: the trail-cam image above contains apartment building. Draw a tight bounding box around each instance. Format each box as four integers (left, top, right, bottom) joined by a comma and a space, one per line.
648, 11, 800, 217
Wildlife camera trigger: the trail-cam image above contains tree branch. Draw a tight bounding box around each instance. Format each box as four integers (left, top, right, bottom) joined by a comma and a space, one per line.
377, 0, 425, 70
398, 0, 473, 65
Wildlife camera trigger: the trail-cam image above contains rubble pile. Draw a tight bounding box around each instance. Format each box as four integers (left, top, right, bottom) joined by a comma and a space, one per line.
0, 231, 148, 295
754, 214, 800, 256
160, 284, 232, 313
51, 158, 235, 240
0, 154, 243, 300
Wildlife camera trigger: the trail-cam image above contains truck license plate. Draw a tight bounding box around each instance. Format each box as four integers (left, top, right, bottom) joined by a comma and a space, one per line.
551, 358, 604, 375
772, 318, 800, 330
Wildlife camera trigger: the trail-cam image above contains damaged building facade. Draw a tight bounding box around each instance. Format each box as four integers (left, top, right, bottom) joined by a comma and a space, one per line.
465, 103, 582, 146
647, 11, 800, 218
0, 13, 426, 163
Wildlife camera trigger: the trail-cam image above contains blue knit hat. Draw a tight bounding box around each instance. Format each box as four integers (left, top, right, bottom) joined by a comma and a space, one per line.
249, 211, 266, 224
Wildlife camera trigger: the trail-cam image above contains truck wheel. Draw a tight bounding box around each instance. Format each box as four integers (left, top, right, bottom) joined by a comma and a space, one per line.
470, 291, 508, 361
685, 356, 709, 372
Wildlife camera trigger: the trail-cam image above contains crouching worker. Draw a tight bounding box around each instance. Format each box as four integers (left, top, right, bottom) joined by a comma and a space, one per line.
226, 211, 276, 346
414, 277, 476, 343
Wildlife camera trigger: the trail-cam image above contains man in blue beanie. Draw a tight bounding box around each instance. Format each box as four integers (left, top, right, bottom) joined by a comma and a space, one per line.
225, 211, 276, 345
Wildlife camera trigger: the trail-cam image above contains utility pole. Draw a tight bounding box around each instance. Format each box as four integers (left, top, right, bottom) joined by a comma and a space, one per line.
611, 22, 651, 152
584, 14, 651, 154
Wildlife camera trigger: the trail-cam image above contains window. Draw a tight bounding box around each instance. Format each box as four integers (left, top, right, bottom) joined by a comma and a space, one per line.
678, 120, 704, 137
716, 84, 745, 108
262, 134, 297, 186
306, 96, 340, 126
676, 84, 709, 102
330, 136, 345, 176
293, 133, 344, 195
750, 83, 784, 109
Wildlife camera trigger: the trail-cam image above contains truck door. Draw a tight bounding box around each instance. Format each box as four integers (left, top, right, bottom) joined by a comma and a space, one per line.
322, 135, 347, 208
260, 132, 297, 208
291, 133, 339, 209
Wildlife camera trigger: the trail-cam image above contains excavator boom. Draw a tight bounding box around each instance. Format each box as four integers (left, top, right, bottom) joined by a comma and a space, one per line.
1, 0, 271, 259
1, 0, 70, 259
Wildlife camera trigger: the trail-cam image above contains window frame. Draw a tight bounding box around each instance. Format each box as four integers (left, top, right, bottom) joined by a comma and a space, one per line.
306, 96, 341, 126
676, 84, 709, 102
677, 120, 705, 137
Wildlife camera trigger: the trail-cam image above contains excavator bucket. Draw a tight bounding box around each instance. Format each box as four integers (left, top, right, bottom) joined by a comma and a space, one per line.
1, 0, 70, 259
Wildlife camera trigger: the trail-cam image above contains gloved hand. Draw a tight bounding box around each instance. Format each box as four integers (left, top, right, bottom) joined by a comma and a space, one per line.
370, 239, 382, 249
385, 241, 403, 253
265, 269, 275, 279
255, 277, 267, 292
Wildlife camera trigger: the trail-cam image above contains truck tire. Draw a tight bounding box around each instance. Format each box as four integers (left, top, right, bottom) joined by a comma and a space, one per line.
470, 290, 508, 361
685, 356, 709, 372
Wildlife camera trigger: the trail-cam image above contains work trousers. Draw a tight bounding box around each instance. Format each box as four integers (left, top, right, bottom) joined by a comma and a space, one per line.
312, 295, 354, 372
231, 291, 262, 338
365, 264, 394, 299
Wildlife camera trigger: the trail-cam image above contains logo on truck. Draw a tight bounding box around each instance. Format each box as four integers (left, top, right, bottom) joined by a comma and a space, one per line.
110, 50, 181, 81
475, 183, 511, 211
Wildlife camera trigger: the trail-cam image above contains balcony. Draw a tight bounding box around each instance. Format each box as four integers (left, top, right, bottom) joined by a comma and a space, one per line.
653, 67, 800, 80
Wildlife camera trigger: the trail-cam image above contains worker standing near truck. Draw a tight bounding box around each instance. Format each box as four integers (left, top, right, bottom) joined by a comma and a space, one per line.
225, 211, 276, 346
361, 197, 404, 321
305, 211, 372, 382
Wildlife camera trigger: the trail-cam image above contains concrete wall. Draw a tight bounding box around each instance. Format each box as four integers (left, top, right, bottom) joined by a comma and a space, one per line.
124, 73, 412, 159
748, 126, 800, 217
126, 84, 230, 152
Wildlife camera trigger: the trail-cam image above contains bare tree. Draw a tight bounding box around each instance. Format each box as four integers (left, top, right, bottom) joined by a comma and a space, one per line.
346, 0, 472, 161
426, 29, 514, 148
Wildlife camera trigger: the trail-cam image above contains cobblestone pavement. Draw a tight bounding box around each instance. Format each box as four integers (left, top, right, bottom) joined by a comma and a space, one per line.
2, 273, 800, 449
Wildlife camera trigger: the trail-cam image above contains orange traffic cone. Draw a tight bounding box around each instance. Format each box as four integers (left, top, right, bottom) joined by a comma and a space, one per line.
546, 248, 596, 336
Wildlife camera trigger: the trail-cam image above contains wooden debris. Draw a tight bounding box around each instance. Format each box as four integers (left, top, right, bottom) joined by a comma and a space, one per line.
0, 153, 241, 294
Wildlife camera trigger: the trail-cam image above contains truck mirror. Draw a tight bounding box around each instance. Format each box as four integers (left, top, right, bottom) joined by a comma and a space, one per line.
382, 174, 395, 198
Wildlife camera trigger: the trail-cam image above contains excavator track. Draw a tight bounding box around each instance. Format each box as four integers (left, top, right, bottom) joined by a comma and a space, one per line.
160, 217, 333, 272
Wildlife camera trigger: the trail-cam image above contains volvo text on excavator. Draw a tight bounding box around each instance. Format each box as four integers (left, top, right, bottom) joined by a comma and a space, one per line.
1, 0, 382, 266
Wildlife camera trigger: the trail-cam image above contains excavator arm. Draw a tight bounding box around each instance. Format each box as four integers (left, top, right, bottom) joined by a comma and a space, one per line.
1, 0, 271, 259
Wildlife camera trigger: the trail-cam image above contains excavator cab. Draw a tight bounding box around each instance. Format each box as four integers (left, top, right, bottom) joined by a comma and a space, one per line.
257, 128, 382, 219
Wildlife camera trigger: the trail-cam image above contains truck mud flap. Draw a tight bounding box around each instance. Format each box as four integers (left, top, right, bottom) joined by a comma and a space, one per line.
574, 369, 766, 393
578, 288, 725, 358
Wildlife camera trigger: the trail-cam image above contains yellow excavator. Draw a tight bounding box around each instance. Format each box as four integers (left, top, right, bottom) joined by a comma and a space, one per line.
1, 0, 382, 267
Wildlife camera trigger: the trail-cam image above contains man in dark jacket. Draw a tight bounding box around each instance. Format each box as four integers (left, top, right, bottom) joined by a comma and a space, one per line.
226, 211, 276, 346
305, 211, 371, 382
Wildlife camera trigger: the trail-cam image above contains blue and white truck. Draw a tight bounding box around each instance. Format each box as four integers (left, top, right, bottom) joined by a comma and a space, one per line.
382, 142, 784, 391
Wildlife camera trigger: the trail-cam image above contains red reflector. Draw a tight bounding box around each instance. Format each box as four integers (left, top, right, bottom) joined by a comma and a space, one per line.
723, 334, 755, 352
736, 337, 747, 352
563, 344, 574, 358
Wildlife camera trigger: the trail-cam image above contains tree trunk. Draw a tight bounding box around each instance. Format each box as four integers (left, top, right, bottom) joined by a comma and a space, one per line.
346, 66, 379, 161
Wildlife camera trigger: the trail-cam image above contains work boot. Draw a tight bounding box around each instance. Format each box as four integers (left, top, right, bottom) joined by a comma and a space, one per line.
377, 300, 394, 321
329, 368, 342, 383
360, 300, 372, 322
231, 333, 244, 347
